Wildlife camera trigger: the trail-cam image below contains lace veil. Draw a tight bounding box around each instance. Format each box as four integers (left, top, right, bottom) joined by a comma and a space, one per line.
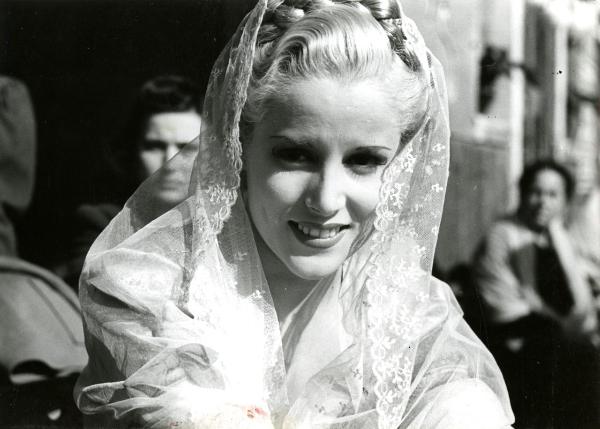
75, 1, 513, 427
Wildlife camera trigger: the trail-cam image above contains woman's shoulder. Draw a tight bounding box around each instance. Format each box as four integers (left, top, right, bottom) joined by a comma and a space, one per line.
428, 276, 460, 307
410, 379, 513, 429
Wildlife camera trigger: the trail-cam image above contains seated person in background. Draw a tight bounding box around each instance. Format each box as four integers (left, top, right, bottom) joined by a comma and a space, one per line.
0, 76, 87, 427
55, 75, 203, 289
473, 159, 600, 429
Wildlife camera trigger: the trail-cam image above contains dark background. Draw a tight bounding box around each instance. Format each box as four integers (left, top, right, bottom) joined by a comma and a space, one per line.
1, 0, 254, 266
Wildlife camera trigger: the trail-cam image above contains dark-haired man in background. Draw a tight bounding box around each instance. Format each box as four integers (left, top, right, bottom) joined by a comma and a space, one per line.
55, 75, 202, 289
473, 159, 600, 429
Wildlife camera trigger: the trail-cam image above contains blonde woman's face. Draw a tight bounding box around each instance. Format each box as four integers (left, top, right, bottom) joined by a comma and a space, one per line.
245, 78, 402, 280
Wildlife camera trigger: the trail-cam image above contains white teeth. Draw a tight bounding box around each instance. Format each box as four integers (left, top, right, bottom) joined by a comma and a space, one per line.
295, 223, 343, 239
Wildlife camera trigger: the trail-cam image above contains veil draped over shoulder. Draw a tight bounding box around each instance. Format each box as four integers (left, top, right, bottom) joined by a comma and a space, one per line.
75, 1, 514, 428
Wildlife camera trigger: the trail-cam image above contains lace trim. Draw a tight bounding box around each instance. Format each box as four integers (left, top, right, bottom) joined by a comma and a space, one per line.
367, 115, 448, 428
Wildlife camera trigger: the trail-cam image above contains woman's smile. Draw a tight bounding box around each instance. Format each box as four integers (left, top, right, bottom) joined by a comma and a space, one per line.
288, 221, 350, 248
245, 77, 402, 280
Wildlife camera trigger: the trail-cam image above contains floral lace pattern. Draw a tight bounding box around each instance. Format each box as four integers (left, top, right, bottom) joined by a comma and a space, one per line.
75, 1, 513, 428
365, 44, 450, 424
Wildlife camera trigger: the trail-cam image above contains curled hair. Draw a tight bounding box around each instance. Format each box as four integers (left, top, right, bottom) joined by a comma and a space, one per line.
518, 158, 575, 202
242, 0, 429, 145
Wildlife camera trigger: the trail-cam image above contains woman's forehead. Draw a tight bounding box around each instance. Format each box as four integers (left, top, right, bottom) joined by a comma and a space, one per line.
259, 78, 401, 150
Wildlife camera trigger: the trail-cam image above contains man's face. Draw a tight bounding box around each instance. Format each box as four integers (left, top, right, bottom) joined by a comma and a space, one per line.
521, 169, 568, 230
138, 111, 201, 177
137, 111, 201, 206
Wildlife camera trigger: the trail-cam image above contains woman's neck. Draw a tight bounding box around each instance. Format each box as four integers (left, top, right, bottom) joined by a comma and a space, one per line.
253, 229, 319, 324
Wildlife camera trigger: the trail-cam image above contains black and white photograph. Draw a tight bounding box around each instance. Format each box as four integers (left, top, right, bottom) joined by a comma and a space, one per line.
1, 0, 599, 428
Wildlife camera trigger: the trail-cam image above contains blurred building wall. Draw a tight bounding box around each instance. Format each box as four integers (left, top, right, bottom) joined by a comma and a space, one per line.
406, 0, 599, 272
404, 0, 525, 271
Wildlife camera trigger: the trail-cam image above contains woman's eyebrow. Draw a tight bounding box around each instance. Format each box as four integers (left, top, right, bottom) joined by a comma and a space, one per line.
269, 135, 315, 148
350, 145, 392, 152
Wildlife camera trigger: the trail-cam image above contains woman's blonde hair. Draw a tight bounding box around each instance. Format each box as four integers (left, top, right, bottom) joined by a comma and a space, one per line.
243, 0, 430, 144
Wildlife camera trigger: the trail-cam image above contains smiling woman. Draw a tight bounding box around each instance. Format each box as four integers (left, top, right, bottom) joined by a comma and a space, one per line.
74, 1, 514, 428
245, 78, 400, 285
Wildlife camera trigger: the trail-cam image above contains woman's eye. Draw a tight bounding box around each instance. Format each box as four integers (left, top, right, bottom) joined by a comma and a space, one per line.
345, 153, 388, 175
272, 147, 315, 165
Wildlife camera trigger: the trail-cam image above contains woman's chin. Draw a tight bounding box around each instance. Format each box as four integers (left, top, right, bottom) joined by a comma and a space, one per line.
285, 255, 343, 281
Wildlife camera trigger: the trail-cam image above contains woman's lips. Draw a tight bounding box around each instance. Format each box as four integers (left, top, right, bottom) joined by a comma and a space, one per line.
288, 221, 349, 249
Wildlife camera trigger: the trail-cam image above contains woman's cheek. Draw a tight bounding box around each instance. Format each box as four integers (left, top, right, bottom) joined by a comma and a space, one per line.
350, 176, 382, 219
266, 171, 312, 207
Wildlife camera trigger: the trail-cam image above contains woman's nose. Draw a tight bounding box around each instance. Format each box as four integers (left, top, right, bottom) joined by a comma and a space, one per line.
305, 165, 346, 216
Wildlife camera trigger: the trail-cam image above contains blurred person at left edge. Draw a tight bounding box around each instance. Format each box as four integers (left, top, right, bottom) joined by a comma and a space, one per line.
0, 76, 88, 427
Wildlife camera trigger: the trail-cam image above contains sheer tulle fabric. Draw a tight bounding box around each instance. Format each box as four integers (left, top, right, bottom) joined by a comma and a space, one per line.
75, 1, 513, 427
